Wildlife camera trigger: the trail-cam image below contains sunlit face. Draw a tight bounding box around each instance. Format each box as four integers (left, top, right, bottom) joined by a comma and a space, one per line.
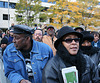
33, 30, 43, 42
62, 34, 79, 55
82, 40, 91, 46
13, 34, 27, 50
94, 34, 99, 43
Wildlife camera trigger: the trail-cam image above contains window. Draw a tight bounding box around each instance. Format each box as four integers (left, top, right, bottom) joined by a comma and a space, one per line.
40, 18, 44, 22
41, 0, 48, 2
0, 1, 16, 9
40, 17, 46, 22
39, 13, 47, 22
4, 2, 8, 8
0, 1, 8, 8
50, 18, 53, 23
41, 7, 49, 12
28, 16, 34, 21
17, 15, 22, 18
16, 15, 22, 21
0, 1, 4, 8
9, 3, 16, 9
3, 14, 10, 20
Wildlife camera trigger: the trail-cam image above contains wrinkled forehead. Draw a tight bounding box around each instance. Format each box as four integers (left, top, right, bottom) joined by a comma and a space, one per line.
34, 30, 42, 33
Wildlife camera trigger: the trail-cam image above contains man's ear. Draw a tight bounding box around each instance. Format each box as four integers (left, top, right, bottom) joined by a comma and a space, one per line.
26, 36, 30, 40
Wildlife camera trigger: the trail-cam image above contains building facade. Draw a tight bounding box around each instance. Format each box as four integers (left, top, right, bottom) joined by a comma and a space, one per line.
0, 0, 53, 30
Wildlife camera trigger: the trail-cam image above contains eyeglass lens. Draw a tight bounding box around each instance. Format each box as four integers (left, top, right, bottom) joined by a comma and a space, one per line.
63, 38, 80, 43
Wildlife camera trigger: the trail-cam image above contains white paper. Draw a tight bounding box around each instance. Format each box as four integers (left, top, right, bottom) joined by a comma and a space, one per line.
62, 66, 78, 83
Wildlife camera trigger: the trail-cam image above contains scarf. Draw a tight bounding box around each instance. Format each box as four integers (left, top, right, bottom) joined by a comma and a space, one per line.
80, 46, 100, 55
56, 43, 86, 82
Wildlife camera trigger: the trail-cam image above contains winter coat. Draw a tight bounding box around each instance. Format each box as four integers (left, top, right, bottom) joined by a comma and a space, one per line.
42, 35, 57, 56
42, 54, 100, 83
3, 40, 53, 83
81, 46, 100, 76
42, 43, 100, 83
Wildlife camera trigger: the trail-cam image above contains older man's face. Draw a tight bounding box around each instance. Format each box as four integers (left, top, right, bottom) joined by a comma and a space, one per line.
33, 30, 43, 42
13, 34, 27, 50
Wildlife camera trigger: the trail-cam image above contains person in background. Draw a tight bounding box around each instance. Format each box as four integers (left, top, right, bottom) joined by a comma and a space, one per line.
41, 24, 47, 35
43, 25, 57, 56
0, 29, 3, 43
91, 31, 100, 48
0, 33, 8, 61
0, 35, 11, 83
8, 29, 14, 44
33, 29, 43, 42
2, 33, 6, 38
80, 31, 100, 75
55, 29, 59, 37
9, 23, 14, 30
1, 37, 8, 55
11, 23, 14, 27
4, 30, 10, 40
74, 26, 84, 32
34, 24, 38, 30
42, 26, 100, 83
39, 24, 42, 29
3, 25, 53, 83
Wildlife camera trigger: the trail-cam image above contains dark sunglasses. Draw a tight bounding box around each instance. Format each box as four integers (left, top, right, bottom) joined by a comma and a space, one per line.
48, 28, 54, 31
62, 38, 80, 43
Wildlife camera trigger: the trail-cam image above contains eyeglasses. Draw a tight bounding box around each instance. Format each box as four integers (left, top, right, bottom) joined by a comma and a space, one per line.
62, 38, 80, 43
34, 33, 42, 36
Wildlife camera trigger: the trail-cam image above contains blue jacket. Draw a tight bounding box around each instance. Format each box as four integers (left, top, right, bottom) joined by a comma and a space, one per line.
91, 40, 100, 48
3, 40, 53, 83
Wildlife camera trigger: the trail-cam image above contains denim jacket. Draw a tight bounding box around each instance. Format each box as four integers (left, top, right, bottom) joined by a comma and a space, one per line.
3, 40, 53, 83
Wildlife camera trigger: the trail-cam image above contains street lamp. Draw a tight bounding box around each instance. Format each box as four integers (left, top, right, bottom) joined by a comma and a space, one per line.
8, 0, 10, 30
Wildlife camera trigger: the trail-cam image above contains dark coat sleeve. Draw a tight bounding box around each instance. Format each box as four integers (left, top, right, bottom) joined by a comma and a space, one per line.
42, 56, 64, 83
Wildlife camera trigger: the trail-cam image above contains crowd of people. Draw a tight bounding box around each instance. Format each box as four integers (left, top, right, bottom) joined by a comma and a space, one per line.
0, 24, 100, 83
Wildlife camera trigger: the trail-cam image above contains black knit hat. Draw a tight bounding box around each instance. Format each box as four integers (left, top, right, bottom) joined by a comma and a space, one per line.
1, 38, 8, 44
74, 27, 84, 31
54, 26, 83, 49
81, 31, 94, 43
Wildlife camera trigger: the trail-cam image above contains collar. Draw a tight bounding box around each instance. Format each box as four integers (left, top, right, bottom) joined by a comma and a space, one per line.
30, 39, 39, 54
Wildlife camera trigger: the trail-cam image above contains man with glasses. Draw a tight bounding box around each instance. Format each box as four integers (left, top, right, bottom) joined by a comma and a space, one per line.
43, 25, 57, 56
33, 29, 43, 42
3, 25, 53, 83
42, 26, 100, 83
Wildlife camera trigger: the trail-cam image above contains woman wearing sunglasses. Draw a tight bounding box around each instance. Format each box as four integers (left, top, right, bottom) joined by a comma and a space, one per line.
42, 26, 100, 83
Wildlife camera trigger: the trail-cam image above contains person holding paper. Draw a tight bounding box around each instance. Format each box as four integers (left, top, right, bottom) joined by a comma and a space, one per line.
42, 26, 100, 83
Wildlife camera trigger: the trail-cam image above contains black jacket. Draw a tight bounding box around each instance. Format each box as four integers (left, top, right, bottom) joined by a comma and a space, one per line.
42, 54, 100, 83
81, 46, 100, 72
42, 44, 100, 83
